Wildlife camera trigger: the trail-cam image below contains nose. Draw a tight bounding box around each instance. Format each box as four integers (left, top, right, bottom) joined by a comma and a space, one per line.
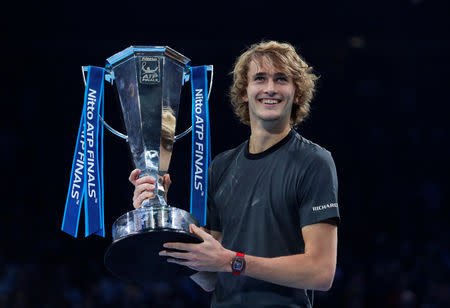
264, 79, 276, 96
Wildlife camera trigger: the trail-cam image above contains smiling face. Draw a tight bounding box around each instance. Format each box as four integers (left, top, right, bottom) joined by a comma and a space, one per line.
243, 58, 296, 130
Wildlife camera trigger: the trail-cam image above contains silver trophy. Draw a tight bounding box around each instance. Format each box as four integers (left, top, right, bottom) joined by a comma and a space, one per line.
97, 46, 206, 284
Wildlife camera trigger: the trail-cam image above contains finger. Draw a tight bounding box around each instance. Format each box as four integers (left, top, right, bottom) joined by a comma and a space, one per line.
135, 183, 155, 196
167, 258, 196, 269
163, 174, 172, 191
133, 184, 154, 204
159, 250, 193, 261
139, 191, 154, 202
133, 191, 154, 209
134, 192, 153, 209
163, 242, 196, 252
136, 175, 156, 186
133, 197, 141, 209
167, 258, 187, 263
190, 224, 212, 240
129, 169, 140, 185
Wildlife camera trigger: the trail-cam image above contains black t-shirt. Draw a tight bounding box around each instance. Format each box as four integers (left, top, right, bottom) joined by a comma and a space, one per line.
206, 130, 340, 308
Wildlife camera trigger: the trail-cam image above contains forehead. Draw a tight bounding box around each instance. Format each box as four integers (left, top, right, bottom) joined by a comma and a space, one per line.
247, 56, 288, 76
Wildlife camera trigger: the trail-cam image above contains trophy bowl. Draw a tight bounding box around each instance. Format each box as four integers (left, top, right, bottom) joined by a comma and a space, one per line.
104, 206, 202, 283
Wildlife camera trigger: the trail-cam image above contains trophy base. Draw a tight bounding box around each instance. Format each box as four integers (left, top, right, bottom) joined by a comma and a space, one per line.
104, 206, 203, 284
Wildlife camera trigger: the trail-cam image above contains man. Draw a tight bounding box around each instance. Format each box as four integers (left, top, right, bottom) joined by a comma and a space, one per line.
129, 41, 340, 307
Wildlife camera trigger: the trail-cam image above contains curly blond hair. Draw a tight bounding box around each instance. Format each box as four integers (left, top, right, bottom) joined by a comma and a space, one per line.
230, 41, 318, 127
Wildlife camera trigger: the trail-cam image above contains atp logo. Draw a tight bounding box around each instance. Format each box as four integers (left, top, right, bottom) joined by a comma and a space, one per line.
140, 56, 160, 84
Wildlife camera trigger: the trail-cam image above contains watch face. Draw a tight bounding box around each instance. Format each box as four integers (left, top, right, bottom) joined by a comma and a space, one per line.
232, 258, 244, 271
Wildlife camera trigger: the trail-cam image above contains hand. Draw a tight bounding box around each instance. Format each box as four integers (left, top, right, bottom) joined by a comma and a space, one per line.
159, 224, 234, 272
129, 169, 172, 209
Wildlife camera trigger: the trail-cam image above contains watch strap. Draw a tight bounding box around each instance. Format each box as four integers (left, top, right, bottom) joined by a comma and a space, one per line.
231, 252, 246, 275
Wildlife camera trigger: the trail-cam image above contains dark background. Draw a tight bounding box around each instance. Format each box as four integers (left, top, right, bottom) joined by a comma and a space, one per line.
2, 0, 449, 307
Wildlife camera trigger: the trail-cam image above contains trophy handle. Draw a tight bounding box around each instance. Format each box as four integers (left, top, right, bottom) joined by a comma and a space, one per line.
174, 126, 192, 141
98, 115, 128, 140
80, 65, 214, 142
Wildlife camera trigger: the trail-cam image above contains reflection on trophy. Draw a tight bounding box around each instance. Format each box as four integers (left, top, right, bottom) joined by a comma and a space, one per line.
103, 46, 204, 284
160, 107, 176, 174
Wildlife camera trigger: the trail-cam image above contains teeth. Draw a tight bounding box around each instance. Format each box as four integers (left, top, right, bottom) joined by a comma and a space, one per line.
261, 99, 279, 104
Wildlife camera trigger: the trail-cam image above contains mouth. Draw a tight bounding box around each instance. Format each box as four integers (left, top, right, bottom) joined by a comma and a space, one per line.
258, 98, 281, 105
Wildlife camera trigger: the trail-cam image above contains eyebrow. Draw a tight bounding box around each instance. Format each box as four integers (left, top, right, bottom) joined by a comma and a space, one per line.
252, 72, 289, 78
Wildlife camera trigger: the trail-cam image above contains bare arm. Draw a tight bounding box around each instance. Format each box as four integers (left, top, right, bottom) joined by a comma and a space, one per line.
238, 223, 337, 291
162, 223, 337, 291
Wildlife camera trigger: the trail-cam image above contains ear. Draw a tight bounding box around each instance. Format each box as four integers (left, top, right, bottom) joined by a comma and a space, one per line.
293, 92, 300, 105
242, 91, 248, 103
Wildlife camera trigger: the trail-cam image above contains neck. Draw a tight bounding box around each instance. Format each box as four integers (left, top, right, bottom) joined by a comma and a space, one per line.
248, 124, 292, 154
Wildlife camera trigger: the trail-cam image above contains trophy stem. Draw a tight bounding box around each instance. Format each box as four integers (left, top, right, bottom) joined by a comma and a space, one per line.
142, 196, 168, 207
140, 173, 168, 207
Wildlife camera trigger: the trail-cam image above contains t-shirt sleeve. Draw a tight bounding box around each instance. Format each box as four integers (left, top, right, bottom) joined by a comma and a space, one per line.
297, 149, 340, 227
205, 162, 221, 232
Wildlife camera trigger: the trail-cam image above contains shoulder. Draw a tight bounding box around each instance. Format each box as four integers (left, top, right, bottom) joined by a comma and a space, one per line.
211, 141, 246, 168
208, 141, 247, 191
209, 141, 247, 178
289, 131, 335, 168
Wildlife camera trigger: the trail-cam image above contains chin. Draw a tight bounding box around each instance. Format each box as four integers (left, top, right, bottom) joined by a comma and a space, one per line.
250, 109, 291, 126
260, 112, 287, 122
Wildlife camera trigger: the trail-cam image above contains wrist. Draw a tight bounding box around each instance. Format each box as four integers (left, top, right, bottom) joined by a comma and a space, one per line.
221, 249, 235, 272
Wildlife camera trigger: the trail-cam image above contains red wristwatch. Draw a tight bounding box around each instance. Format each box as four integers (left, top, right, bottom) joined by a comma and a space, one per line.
231, 252, 246, 275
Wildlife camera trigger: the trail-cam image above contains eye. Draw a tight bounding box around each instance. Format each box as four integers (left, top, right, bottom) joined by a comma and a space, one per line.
276, 76, 288, 82
254, 75, 265, 82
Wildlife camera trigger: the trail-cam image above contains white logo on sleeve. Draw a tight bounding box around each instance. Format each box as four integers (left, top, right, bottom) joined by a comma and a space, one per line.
312, 203, 338, 212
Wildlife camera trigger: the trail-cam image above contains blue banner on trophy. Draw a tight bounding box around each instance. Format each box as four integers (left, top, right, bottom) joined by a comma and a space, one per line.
62, 46, 213, 284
